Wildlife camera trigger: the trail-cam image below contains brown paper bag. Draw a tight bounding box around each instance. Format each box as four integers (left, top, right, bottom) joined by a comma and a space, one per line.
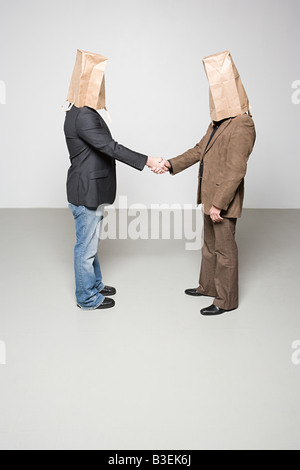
67, 49, 108, 110
203, 51, 250, 122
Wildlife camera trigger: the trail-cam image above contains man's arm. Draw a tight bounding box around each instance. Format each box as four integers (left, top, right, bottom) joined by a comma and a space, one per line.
76, 108, 148, 171
168, 131, 210, 175
212, 117, 256, 211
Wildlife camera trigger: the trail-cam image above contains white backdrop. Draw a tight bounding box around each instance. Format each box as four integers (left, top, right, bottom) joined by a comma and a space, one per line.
0, 0, 299, 208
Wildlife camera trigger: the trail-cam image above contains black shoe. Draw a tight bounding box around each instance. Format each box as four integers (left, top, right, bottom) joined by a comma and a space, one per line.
185, 288, 205, 297
77, 297, 115, 310
100, 286, 117, 296
200, 304, 232, 316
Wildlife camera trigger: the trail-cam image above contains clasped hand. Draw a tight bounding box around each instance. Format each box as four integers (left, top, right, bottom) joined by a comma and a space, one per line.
146, 157, 170, 174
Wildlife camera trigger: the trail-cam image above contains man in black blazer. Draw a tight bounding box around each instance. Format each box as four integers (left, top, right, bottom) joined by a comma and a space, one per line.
65, 49, 168, 311
65, 105, 168, 311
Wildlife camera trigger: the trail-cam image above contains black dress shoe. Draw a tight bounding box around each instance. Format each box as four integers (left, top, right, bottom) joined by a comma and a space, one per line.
200, 304, 231, 316
185, 288, 205, 297
100, 286, 117, 296
77, 298, 115, 310
97, 298, 115, 309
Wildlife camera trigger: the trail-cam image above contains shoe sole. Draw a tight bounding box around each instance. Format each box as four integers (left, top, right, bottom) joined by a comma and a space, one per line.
200, 307, 236, 316
77, 300, 115, 310
200, 310, 226, 316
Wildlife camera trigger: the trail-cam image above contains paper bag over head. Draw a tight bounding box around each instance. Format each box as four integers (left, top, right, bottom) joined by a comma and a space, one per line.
67, 49, 108, 110
203, 51, 250, 122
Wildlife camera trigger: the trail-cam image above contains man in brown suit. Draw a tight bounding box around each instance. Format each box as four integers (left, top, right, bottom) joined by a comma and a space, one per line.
159, 51, 256, 316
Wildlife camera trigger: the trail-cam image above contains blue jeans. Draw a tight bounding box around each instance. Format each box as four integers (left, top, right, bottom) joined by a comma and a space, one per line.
69, 204, 105, 310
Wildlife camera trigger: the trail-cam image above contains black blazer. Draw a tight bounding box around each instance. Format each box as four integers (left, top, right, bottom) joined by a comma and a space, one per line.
64, 106, 148, 208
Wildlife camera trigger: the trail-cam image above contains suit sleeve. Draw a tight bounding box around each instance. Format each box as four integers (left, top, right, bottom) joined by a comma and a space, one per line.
76, 108, 148, 171
168, 129, 210, 175
212, 118, 256, 211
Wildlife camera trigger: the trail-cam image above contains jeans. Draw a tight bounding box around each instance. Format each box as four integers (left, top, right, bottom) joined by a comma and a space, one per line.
69, 204, 105, 310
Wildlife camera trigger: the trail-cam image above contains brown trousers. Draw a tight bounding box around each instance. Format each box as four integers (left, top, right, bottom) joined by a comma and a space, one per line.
197, 215, 239, 310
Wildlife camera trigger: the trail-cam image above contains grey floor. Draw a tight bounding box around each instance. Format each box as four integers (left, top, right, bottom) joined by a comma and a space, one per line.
0, 209, 299, 450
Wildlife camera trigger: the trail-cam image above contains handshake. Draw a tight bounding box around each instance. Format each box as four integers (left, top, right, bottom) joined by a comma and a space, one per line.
146, 157, 171, 175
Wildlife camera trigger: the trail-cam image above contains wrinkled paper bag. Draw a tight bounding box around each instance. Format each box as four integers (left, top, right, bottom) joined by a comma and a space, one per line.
67, 49, 108, 110
203, 51, 250, 121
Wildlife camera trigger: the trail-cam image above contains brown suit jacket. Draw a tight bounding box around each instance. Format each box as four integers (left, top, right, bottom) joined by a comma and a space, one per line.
169, 113, 256, 218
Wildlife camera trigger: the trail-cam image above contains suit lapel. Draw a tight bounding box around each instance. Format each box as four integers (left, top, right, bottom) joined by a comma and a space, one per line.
204, 118, 232, 155
202, 123, 214, 151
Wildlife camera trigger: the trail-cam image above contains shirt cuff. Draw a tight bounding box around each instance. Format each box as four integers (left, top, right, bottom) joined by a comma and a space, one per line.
168, 160, 174, 174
